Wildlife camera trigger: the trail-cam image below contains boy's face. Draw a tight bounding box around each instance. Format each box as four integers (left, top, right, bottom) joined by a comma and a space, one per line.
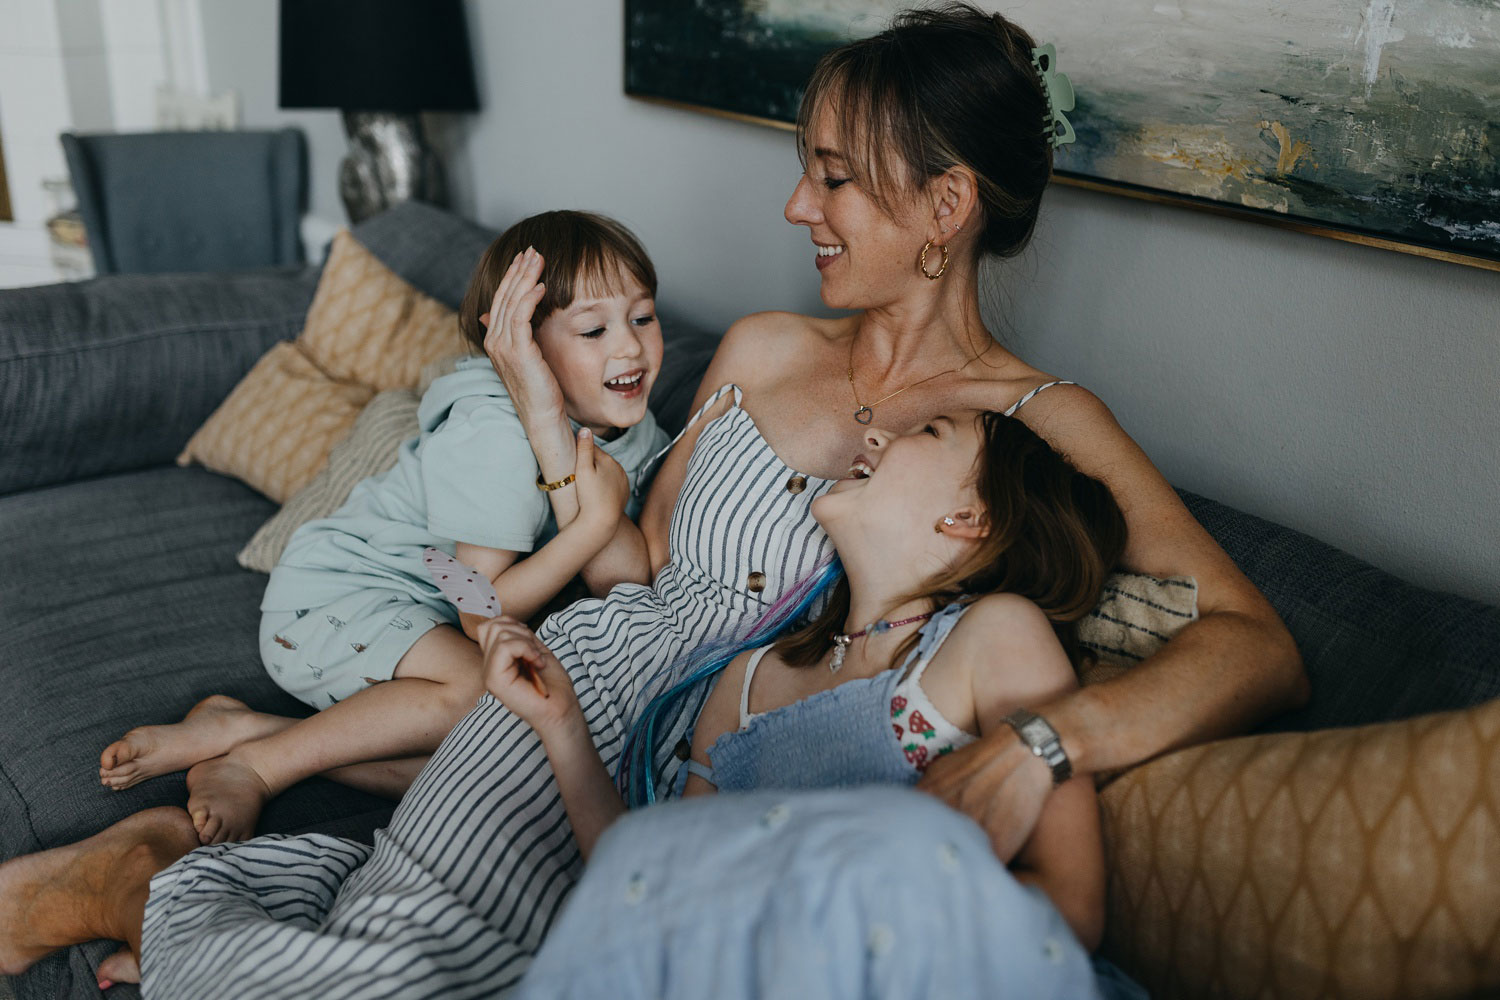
534, 271, 663, 438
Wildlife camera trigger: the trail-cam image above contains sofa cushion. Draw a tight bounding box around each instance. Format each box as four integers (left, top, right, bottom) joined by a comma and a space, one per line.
1100, 695, 1500, 1000
1181, 492, 1500, 733
0, 465, 395, 862
0, 268, 318, 496
347, 201, 500, 310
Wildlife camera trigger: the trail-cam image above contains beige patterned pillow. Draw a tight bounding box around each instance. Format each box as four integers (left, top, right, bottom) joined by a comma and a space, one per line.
177, 342, 374, 503
178, 232, 462, 502
298, 230, 465, 390
1099, 695, 1500, 1000
237, 388, 421, 572
1079, 573, 1199, 685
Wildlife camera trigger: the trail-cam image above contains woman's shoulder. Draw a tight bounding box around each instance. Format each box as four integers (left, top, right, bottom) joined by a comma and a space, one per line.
720, 310, 851, 359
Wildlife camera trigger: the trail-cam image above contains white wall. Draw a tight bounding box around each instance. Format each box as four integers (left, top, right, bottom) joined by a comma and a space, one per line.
202, 0, 1500, 605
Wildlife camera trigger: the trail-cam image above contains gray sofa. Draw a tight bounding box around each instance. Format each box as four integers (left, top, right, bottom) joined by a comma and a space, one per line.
2, 202, 1496, 1000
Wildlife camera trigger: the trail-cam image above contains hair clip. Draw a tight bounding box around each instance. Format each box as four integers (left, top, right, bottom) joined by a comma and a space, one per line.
1030, 44, 1076, 149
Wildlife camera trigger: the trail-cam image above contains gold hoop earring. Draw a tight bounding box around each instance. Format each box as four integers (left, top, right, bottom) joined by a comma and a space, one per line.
920, 240, 949, 280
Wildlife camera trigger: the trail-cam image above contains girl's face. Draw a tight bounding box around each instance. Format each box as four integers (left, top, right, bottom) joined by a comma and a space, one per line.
814, 411, 986, 535
534, 270, 663, 437
784, 100, 933, 310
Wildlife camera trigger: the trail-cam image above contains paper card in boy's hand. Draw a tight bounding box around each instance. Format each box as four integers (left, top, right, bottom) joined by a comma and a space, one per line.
423, 547, 501, 618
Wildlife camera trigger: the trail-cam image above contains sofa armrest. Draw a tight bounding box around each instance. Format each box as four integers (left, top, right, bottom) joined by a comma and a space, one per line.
0, 267, 317, 495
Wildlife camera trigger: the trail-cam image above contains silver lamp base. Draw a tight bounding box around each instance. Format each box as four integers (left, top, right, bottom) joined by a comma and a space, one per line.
339, 111, 446, 224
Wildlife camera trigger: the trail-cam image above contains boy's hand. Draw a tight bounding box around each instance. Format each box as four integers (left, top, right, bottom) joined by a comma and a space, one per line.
483, 247, 567, 423
572, 427, 630, 534
477, 617, 583, 736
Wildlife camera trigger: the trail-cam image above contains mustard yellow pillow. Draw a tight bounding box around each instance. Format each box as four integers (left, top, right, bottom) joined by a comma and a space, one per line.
177, 343, 373, 503
178, 232, 462, 502
298, 230, 464, 390
1099, 696, 1500, 1000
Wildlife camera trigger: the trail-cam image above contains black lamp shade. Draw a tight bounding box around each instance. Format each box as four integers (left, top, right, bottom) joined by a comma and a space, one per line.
279, 0, 479, 112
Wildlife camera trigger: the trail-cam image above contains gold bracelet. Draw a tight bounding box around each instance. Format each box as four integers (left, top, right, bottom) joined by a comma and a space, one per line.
536, 472, 576, 492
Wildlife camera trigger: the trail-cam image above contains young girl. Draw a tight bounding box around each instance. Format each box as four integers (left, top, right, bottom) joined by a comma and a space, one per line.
98, 211, 671, 845
479, 407, 1126, 948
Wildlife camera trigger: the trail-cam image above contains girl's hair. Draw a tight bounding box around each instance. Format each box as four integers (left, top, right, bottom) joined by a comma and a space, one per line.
796, 2, 1053, 260
618, 412, 1126, 807
457, 210, 658, 352
777, 411, 1127, 672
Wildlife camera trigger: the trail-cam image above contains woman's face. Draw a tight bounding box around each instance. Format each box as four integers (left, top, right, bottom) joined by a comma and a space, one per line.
784, 101, 933, 310
814, 412, 985, 537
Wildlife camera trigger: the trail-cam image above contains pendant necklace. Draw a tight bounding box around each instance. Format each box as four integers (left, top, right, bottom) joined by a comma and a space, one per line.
847, 337, 986, 425
829, 608, 939, 674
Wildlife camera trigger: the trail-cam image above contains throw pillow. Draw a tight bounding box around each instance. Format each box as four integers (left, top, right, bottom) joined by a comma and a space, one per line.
178, 231, 462, 502
176, 342, 374, 503
298, 230, 467, 390
1079, 573, 1199, 685
237, 388, 421, 572
1099, 695, 1500, 1000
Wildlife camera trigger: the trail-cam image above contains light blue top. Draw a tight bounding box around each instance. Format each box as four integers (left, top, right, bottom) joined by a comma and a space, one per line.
261, 355, 669, 616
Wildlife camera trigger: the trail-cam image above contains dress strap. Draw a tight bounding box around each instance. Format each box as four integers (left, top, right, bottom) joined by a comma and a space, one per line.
683, 758, 717, 788
1004, 380, 1077, 417
640, 383, 742, 483
898, 600, 971, 684
739, 644, 774, 729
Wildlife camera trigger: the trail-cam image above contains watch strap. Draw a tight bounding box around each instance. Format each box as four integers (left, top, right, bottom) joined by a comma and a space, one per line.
1001, 709, 1072, 786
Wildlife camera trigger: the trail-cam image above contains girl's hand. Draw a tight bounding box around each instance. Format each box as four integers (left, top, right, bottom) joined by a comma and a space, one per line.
572, 427, 630, 535
483, 248, 568, 424
477, 617, 582, 737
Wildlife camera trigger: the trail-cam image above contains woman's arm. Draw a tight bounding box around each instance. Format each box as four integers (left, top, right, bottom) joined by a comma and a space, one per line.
477, 618, 625, 860
922, 386, 1307, 861
677, 651, 750, 798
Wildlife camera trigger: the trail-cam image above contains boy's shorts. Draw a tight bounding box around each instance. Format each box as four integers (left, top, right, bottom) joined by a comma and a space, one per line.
259, 589, 448, 709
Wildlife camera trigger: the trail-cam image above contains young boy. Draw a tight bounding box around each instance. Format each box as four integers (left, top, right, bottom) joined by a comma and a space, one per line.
98, 211, 670, 845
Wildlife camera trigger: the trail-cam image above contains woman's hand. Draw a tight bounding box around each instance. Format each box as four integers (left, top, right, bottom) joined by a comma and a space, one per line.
483, 248, 567, 424
477, 617, 582, 738
572, 427, 629, 538
918, 728, 1055, 863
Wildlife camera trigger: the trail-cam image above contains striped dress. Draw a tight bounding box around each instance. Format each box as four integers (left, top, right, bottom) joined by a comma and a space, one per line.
138, 379, 1075, 999
140, 385, 839, 999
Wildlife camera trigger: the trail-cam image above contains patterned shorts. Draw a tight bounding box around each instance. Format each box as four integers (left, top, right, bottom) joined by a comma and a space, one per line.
259, 590, 447, 710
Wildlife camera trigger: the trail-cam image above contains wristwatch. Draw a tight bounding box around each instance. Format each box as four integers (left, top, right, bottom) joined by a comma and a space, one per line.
1001, 709, 1072, 786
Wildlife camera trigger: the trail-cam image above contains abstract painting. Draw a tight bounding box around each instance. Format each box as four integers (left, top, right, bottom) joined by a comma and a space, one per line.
625, 0, 1500, 269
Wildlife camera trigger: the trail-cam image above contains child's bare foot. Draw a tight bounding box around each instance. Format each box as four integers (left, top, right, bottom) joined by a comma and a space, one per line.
0, 806, 197, 975
97, 945, 141, 987
100, 695, 282, 791
185, 752, 274, 845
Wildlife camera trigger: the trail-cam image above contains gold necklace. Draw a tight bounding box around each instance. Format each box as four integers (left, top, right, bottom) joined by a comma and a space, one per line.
846, 337, 985, 425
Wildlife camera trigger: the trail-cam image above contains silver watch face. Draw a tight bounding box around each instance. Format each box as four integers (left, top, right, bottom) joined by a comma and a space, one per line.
1018, 718, 1055, 748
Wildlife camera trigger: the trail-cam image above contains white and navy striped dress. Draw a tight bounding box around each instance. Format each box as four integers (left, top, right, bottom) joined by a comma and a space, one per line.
139, 385, 840, 998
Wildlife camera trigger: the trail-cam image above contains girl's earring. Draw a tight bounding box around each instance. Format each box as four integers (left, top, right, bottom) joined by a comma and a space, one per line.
934, 516, 956, 533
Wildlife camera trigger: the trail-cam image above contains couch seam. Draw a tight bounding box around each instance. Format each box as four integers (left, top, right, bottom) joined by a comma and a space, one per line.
0, 313, 308, 363
0, 753, 41, 854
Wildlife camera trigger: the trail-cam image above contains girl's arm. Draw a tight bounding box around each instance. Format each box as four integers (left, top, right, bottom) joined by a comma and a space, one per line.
921, 386, 1307, 862
676, 651, 752, 798
941, 594, 1106, 948
476, 618, 624, 860
453, 428, 623, 634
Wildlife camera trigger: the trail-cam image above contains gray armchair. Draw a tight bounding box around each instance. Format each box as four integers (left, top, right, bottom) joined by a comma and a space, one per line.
60, 128, 307, 274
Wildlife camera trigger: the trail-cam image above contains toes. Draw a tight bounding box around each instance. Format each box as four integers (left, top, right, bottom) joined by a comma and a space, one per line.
97, 946, 140, 985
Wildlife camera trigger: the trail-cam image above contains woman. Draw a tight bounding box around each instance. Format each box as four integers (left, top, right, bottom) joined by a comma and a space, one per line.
0, 5, 1304, 996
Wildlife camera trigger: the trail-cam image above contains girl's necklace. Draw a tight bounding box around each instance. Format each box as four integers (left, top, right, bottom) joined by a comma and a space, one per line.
829, 608, 938, 674
846, 338, 985, 425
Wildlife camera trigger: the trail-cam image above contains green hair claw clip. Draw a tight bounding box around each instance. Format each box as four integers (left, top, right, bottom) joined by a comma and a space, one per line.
1030, 44, 1076, 149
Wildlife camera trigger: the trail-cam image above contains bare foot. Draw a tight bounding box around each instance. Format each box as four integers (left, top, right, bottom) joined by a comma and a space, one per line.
185, 753, 273, 845
0, 807, 197, 975
97, 945, 141, 988
100, 695, 284, 792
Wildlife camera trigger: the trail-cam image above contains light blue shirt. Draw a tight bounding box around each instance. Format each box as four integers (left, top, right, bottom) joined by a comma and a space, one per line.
262, 356, 669, 616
